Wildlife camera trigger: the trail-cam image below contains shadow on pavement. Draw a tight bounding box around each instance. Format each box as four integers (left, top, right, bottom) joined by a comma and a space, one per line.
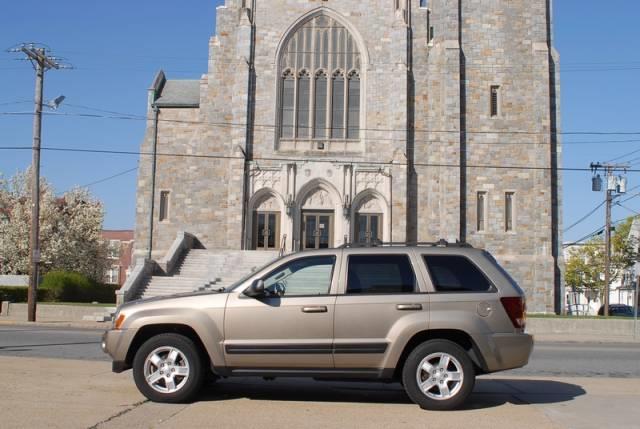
197, 377, 586, 409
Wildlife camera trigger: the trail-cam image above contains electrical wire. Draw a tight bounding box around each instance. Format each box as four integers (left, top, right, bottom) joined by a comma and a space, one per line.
79, 166, 138, 188
2, 110, 640, 138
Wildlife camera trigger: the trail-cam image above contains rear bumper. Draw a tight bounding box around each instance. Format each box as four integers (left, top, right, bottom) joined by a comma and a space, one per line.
476, 332, 534, 373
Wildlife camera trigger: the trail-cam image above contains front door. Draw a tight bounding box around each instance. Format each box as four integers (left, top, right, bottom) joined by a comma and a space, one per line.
224, 254, 338, 370
355, 213, 382, 245
302, 211, 333, 250
253, 212, 280, 250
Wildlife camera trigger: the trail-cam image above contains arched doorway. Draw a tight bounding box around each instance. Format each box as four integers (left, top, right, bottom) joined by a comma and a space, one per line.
300, 188, 334, 250
248, 191, 284, 251
352, 191, 389, 245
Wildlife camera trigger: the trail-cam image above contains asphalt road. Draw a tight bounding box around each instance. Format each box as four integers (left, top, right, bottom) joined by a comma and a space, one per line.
0, 326, 639, 378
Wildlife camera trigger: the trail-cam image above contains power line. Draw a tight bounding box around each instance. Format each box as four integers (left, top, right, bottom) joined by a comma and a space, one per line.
2, 110, 640, 138
563, 201, 606, 233
1, 144, 639, 173
80, 166, 138, 188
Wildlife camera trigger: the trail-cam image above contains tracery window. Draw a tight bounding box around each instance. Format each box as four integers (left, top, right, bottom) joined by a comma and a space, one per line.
279, 14, 362, 142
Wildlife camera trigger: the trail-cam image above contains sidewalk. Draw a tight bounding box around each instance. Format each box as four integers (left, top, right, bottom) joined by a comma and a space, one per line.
0, 355, 638, 429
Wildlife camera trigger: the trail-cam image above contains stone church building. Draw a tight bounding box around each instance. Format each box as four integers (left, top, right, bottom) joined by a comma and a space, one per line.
134, 0, 562, 313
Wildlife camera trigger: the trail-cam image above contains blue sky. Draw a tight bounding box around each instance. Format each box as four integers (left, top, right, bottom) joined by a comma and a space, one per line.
1, 1, 639, 243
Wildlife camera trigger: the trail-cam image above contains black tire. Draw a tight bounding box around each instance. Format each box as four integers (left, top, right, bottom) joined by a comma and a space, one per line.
401, 339, 475, 411
132, 333, 204, 403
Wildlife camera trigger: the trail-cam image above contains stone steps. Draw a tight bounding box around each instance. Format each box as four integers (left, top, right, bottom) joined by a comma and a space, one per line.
138, 249, 279, 300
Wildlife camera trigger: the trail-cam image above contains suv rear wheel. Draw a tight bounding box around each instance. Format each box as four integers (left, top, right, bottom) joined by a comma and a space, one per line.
401, 339, 475, 410
132, 333, 204, 403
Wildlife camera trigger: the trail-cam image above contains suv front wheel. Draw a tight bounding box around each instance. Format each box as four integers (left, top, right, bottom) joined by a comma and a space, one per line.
402, 339, 475, 410
132, 333, 204, 403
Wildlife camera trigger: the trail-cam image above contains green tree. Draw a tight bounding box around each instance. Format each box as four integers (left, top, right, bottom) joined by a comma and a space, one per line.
565, 216, 639, 299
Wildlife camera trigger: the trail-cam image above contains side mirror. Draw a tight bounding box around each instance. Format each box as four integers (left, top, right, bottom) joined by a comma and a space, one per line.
244, 279, 265, 298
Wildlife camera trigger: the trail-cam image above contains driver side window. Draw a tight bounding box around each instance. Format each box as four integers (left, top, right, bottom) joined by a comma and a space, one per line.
263, 255, 336, 297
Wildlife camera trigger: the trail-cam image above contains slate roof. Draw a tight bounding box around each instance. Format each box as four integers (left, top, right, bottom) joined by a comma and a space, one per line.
154, 80, 200, 108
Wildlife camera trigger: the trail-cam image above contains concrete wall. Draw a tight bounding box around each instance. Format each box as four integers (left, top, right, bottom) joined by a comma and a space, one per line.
0, 303, 115, 323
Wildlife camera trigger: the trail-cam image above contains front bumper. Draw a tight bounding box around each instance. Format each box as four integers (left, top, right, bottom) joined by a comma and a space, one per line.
476, 332, 534, 373
102, 329, 136, 373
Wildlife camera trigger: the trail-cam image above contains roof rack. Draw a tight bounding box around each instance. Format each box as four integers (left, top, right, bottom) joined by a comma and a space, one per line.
338, 239, 473, 249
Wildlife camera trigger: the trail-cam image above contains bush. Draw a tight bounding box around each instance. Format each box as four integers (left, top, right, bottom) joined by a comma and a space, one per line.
39, 271, 117, 304
0, 286, 48, 303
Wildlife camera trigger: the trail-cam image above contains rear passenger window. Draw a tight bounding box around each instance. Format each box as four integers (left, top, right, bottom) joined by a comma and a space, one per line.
423, 255, 493, 292
347, 254, 416, 294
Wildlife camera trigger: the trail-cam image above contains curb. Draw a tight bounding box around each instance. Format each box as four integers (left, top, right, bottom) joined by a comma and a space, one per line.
0, 320, 109, 330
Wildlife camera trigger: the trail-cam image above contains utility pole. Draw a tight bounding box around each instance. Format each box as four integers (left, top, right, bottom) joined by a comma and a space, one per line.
590, 162, 629, 317
9, 43, 69, 322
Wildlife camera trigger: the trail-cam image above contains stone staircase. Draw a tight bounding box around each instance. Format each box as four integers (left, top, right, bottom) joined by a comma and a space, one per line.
137, 249, 279, 299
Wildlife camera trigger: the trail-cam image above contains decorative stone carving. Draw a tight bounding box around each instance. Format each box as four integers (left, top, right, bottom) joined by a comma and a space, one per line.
252, 169, 281, 191
302, 189, 333, 209
255, 195, 278, 212
355, 171, 385, 193
357, 195, 382, 213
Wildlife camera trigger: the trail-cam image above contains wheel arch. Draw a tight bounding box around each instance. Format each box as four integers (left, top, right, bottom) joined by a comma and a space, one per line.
391, 329, 488, 379
125, 324, 212, 371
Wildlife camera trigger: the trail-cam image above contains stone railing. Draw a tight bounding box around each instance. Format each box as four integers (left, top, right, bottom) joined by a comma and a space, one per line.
158, 231, 197, 275
116, 257, 157, 306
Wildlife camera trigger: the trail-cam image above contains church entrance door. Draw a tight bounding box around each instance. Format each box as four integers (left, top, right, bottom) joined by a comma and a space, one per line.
253, 212, 280, 251
355, 213, 382, 246
302, 211, 334, 250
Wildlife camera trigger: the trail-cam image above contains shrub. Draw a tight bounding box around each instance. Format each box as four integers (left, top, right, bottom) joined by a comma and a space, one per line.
39, 271, 117, 304
0, 286, 48, 303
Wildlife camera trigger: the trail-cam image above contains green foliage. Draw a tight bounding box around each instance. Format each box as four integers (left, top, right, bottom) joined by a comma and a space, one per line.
0, 286, 48, 303
40, 271, 117, 303
565, 216, 639, 298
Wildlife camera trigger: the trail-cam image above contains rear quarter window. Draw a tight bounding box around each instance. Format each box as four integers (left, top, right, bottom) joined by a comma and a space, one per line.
423, 255, 494, 293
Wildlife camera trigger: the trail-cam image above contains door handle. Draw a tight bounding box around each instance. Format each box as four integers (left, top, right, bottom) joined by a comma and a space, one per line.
302, 306, 328, 313
396, 304, 423, 311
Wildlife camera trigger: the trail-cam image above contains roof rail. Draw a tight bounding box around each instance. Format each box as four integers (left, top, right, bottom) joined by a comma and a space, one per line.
337, 239, 473, 249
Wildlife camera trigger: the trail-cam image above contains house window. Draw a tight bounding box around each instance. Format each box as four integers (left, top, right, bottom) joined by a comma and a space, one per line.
278, 13, 362, 144
108, 240, 120, 259
159, 190, 170, 222
477, 191, 487, 232
490, 85, 500, 117
505, 192, 515, 232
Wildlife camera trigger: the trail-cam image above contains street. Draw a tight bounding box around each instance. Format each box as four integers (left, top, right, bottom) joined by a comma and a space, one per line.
0, 325, 639, 428
1, 326, 639, 378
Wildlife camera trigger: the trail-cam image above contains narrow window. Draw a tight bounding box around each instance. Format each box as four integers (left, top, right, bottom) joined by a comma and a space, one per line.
296, 71, 310, 138
331, 71, 345, 139
490, 85, 500, 117
477, 191, 486, 232
505, 192, 515, 232
281, 71, 295, 138
347, 71, 360, 139
159, 191, 170, 222
314, 71, 327, 138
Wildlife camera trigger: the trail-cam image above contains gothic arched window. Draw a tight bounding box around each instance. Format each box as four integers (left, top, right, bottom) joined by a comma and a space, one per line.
279, 14, 362, 143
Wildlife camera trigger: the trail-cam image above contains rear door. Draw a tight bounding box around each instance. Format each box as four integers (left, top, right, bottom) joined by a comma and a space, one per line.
333, 249, 430, 370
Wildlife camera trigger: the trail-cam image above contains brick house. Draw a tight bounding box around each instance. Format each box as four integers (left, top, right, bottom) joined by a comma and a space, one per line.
101, 230, 134, 287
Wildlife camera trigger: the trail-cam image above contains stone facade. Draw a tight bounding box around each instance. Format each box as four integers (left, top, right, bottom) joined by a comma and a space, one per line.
134, 0, 563, 312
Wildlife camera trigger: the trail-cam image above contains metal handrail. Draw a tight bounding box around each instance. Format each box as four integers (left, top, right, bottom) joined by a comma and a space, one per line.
279, 234, 287, 257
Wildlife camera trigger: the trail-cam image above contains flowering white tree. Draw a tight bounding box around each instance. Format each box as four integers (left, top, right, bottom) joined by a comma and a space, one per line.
0, 169, 109, 281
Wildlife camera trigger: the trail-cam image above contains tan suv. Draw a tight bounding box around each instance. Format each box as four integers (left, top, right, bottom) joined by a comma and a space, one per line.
102, 243, 532, 410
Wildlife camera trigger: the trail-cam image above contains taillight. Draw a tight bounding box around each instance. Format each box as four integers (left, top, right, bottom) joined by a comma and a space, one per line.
500, 297, 526, 329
